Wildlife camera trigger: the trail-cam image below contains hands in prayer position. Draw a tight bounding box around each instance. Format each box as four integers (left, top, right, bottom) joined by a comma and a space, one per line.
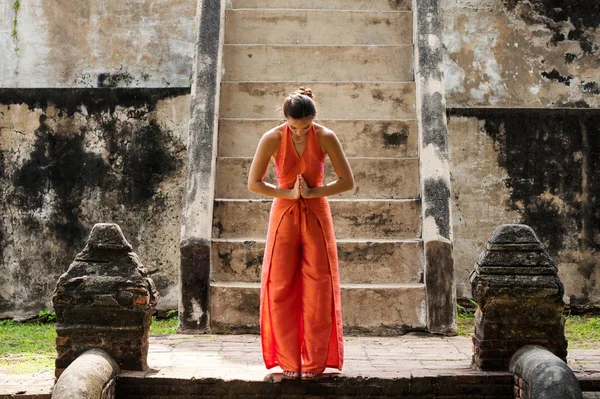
288, 175, 312, 200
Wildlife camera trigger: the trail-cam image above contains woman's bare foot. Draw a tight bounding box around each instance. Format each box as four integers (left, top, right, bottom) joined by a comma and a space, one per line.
301, 372, 320, 380
282, 370, 300, 379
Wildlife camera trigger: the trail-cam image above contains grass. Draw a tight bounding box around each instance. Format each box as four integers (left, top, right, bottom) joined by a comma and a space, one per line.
150, 316, 178, 335
565, 315, 600, 349
457, 310, 476, 337
0, 320, 56, 374
0, 312, 598, 374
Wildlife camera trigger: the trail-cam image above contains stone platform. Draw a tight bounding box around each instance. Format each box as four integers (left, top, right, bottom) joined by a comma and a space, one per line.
1, 334, 599, 398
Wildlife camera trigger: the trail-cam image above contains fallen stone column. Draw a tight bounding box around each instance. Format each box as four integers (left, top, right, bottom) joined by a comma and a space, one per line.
52, 348, 119, 399
510, 345, 583, 399
52, 223, 159, 377
470, 224, 567, 370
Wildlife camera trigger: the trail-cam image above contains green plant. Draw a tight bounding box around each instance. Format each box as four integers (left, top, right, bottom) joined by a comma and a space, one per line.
166, 309, 178, 318
456, 303, 470, 316
0, 319, 16, 327
12, 0, 20, 55
12, 0, 20, 37
38, 308, 56, 323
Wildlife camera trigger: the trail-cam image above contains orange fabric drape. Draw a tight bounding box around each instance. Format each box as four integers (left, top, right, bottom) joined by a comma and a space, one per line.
260, 124, 344, 373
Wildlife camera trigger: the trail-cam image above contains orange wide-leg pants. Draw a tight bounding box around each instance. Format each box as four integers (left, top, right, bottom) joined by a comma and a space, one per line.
267, 201, 333, 373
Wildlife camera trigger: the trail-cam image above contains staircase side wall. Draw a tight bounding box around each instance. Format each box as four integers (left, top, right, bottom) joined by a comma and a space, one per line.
179, 0, 227, 331
413, 0, 458, 334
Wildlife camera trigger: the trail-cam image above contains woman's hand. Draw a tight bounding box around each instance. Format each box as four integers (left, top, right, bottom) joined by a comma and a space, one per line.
289, 175, 301, 199
299, 175, 312, 198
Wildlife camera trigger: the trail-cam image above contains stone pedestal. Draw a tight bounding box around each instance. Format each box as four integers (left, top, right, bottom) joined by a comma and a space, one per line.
470, 224, 567, 370
52, 223, 159, 377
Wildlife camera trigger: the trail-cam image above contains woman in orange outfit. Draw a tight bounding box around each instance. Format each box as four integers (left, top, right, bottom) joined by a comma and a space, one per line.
248, 88, 354, 379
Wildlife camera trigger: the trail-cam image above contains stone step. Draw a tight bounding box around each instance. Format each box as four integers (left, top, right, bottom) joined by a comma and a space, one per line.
218, 119, 418, 158
118, 373, 518, 398
210, 282, 426, 335
215, 157, 419, 199
231, 0, 412, 11
219, 82, 416, 119
212, 199, 421, 240
211, 239, 423, 285
225, 10, 412, 45
223, 45, 413, 82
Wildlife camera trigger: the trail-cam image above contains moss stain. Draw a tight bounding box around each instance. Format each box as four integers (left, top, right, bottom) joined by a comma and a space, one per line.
12, 116, 109, 247
382, 128, 409, 148
5, 88, 187, 249
503, 0, 600, 53
12, 0, 20, 54
451, 108, 600, 262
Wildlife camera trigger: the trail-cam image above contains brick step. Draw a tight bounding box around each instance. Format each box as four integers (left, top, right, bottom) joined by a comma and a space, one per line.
225, 10, 412, 45
215, 157, 419, 199
117, 373, 516, 398
231, 0, 411, 11
219, 82, 416, 119
210, 282, 426, 335
218, 119, 418, 158
211, 239, 423, 285
223, 45, 413, 82
212, 199, 421, 240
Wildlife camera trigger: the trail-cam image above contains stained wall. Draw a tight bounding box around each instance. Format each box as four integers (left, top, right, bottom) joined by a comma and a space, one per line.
0, 0, 195, 319
0, 89, 190, 318
443, 0, 600, 309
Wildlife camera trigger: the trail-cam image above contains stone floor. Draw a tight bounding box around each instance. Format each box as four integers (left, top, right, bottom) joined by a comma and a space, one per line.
1, 334, 599, 397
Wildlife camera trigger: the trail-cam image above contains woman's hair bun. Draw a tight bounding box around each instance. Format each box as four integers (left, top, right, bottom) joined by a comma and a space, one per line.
296, 87, 314, 100
283, 86, 317, 119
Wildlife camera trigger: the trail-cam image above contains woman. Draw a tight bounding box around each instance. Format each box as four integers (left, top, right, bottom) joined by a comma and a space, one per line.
248, 87, 355, 379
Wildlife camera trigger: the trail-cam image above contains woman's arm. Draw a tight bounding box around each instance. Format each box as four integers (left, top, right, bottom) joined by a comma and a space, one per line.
301, 130, 354, 198
248, 131, 301, 199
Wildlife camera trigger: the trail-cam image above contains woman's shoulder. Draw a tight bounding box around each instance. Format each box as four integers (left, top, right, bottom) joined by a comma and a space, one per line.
313, 122, 334, 136
261, 123, 285, 143
313, 123, 338, 149
259, 123, 286, 154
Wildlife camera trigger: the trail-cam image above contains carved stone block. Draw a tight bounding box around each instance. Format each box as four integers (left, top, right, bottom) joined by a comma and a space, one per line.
470, 224, 567, 370
52, 223, 159, 377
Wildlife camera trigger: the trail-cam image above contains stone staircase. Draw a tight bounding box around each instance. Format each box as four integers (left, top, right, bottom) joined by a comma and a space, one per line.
210, 0, 425, 334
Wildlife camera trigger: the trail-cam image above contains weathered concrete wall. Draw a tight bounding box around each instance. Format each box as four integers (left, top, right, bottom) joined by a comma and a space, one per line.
0, 0, 196, 88
0, 89, 190, 319
448, 109, 600, 310
441, 0, 600, 108
443, 0, 600, 310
